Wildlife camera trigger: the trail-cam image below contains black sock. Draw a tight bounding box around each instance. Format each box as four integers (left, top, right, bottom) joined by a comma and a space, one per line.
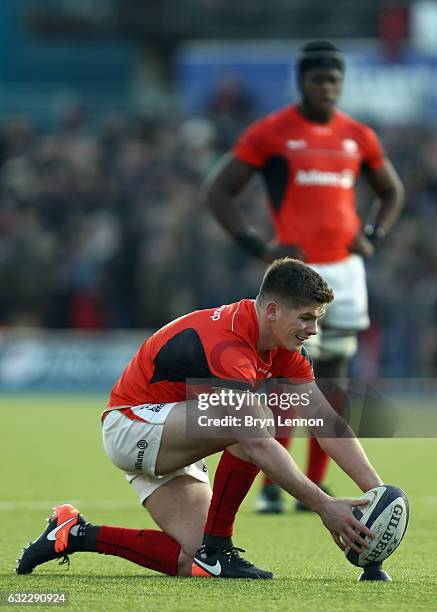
69, 524, 100, 552
202, 534, 233, 550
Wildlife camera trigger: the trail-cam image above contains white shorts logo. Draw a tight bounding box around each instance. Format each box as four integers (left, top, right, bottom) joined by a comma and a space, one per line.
295, 169, 355, 189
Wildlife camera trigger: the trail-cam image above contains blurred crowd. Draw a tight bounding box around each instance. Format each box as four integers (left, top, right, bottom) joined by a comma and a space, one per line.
0, 102, 436, 376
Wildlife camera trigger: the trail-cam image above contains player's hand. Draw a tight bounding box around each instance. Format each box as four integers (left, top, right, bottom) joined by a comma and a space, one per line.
318, 497, 373, 554
348, 233, 375, 258
262, 241, 306, 263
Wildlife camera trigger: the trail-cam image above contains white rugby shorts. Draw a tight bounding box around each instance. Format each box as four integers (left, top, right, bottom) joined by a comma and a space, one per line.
305, 254, 369, 360
102, 403, 210, 504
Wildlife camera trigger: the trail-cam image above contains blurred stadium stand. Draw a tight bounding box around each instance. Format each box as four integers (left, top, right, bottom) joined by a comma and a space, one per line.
22, 0, 405, 40
0, 0, 436, 383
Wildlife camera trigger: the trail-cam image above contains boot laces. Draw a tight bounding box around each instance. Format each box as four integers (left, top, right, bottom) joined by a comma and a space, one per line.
58, 555, 70, 570
222, 546, 254, 568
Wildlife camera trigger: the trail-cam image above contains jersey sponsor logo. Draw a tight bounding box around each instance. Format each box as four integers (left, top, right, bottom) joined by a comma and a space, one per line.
342, 138, 358, 154
286, 139, 307, 150
295, 168, 355, 189
147, 403, 166, 413
194, 558, 222, 576
46, 517, 76, 542
211, 305, 227, 321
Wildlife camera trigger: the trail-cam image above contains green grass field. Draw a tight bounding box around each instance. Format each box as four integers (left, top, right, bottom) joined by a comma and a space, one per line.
1, 393, 436, 611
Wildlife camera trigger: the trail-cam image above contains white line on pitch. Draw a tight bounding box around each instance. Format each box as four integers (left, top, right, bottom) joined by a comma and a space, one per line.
0, 500, 139, 511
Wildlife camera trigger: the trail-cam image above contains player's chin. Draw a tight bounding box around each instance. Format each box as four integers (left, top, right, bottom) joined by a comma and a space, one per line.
289, 337, 303, 351
316, 99, 336, 113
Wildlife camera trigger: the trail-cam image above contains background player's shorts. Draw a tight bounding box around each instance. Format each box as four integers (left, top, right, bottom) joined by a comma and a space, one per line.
102, 403, 210, 504
305, 255, 368, 360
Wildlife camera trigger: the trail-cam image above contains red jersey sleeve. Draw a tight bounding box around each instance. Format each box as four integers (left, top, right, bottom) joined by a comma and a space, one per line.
361, 126, 385, 170
272, 348, 314, 383
233, 118, 270, 168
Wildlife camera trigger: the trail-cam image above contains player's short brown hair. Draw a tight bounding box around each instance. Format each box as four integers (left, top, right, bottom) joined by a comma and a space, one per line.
257, 258, 334, 308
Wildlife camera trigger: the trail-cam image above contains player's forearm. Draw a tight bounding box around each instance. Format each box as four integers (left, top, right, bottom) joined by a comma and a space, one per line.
373, 191, 404, 234
287, 382, 382, 492
317, 435, 383, 492
207, 183, 267, 258
240, 437, 329, 512
365, 159, 405, 235
372, 164, 405, 234
206, 177, 245, 235
205, 153, 270, 259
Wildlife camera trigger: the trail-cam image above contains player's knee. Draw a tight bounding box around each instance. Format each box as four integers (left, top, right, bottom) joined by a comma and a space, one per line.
238, 436, 272, 466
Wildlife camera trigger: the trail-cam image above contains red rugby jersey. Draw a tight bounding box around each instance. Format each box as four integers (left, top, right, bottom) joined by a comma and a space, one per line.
233, 105, 384, 263
106, 299, 313, 411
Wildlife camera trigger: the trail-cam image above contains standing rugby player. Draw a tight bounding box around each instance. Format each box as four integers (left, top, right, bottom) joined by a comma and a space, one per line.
206, 41, 404, 512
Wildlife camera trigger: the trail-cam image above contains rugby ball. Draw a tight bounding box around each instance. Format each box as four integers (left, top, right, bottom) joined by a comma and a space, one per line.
345, 485, 409, 567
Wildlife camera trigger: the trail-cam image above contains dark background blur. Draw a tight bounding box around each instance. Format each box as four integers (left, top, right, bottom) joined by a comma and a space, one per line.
0, 0, 436, 380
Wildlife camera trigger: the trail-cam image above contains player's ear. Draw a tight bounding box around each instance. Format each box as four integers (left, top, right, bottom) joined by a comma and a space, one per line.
266, 301, 278, 322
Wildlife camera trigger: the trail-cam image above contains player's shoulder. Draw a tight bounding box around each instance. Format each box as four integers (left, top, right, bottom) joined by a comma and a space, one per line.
189, 299, 256, 341
335, 110, 378, 138
205, 298, 252, 322
152, 300, 257, 355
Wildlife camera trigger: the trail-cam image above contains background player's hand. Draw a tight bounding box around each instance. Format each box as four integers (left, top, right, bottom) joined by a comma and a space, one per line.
349, 232, 375, 258
263, 240, 306, 263
318, 497, 373, 553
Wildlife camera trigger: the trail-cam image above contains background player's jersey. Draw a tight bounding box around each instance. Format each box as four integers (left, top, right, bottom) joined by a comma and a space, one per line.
234, 105, 385, 264
108, 299, 313, 408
